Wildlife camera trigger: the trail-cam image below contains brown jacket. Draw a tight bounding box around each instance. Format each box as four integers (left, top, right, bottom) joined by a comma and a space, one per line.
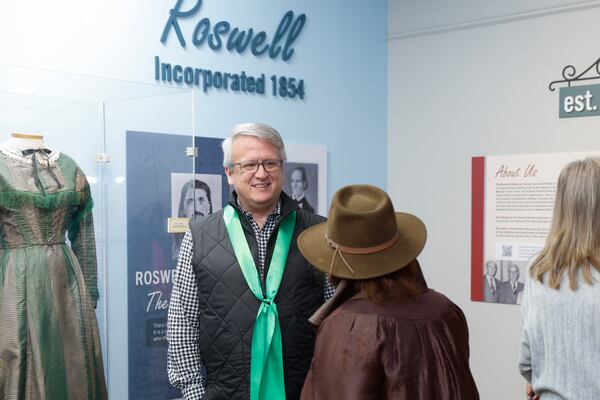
301, 289, 479, 400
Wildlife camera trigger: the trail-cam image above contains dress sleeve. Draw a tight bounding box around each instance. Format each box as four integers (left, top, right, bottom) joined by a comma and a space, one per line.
67, 168, 99, 308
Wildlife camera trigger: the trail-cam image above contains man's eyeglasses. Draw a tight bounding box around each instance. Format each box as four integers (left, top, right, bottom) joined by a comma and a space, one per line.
232, 159, 283, 174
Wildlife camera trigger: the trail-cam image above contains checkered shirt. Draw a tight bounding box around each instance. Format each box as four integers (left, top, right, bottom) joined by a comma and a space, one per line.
237, 198, 282, 278
167, 201, 334, 399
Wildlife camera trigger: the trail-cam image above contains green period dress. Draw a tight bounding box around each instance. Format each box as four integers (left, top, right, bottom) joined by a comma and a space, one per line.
0, 145, 107, 399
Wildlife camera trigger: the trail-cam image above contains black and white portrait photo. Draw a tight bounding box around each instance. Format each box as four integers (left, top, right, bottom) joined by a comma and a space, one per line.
170, 173, 222, 261
482, 259, 526, 305
284, 162, 318, 214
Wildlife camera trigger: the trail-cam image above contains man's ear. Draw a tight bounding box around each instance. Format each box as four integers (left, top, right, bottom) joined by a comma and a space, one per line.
225, 167, 234, 185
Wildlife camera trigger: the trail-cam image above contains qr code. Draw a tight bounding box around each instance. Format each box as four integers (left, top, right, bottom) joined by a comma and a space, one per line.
502, 245, 513, 257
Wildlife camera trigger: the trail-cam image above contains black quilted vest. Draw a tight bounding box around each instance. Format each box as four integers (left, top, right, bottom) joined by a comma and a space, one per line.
190, 194, 325, 400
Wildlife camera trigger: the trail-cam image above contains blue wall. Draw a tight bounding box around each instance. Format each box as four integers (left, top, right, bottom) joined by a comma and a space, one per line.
153, 0, 389, 195
1, 1, 387, 397
1, 0, 387, 195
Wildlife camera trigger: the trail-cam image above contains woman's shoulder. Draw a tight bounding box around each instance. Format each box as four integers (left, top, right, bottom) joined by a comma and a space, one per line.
327, 290, 458, 322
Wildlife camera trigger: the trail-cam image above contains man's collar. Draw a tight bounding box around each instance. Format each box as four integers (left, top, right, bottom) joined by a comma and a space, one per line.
229, 191, 299, 218
236, 196, 282, 220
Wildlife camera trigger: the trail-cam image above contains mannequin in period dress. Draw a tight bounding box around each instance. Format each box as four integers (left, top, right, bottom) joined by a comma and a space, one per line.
0, 132, 107, 399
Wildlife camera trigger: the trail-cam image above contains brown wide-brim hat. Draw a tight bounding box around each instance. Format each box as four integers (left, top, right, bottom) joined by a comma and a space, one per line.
298, 184, 427, 280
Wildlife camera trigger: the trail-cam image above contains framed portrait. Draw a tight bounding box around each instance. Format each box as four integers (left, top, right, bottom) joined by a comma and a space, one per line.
170, 172, 223, 220
285, 144, 327, 215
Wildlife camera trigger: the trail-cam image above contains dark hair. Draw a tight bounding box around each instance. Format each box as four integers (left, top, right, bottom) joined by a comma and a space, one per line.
178, 179, 213, 217
332, 259, 427, 303
292, 166, 308, 184
172, 179, 213, 262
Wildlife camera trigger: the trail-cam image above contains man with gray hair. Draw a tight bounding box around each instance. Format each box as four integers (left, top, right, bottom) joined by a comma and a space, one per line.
167, 123, 333, 400
483, 260, 501, 303
498, 263, 524, 304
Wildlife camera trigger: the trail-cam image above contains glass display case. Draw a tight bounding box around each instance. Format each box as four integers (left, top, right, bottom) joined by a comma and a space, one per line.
0, 63, 196, 399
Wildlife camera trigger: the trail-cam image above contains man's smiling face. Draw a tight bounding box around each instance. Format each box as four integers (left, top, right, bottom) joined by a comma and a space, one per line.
225, 135, 284, 214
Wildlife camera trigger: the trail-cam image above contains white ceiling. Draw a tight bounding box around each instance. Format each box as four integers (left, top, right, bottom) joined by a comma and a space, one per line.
389, 0, 600, 37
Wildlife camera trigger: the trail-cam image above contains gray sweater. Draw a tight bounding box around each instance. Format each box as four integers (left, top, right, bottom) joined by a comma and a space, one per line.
519, 267, 600, 399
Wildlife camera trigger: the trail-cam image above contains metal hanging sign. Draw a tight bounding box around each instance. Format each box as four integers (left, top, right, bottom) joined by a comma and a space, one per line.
549, 58, 600, 118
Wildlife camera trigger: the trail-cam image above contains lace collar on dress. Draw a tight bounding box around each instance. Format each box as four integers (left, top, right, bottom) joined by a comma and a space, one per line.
0, 144, 60, 166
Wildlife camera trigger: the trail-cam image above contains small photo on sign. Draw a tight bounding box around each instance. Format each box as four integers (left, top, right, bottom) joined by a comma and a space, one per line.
283, 162, 318, 214
170, 173, 222, 261
481, 259, 526, 305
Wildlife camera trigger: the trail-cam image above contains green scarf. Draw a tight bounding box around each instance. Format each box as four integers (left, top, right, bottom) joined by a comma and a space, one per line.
223, 205, 296, 400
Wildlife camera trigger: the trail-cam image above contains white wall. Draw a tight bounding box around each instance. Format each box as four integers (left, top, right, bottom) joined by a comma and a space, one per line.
388, 2, 600, 399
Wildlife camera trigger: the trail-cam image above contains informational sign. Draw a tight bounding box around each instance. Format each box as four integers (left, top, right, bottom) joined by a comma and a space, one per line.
471, 150, 599, 304
126, 131, 228, 399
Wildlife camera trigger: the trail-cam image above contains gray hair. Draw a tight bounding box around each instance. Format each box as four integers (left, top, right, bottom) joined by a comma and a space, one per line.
530, 157, 600, 290
485, 260, 497, 272
222, 123, 287, 167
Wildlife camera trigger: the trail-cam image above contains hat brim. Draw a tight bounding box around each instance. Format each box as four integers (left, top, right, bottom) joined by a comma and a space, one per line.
297, 212, 427, 280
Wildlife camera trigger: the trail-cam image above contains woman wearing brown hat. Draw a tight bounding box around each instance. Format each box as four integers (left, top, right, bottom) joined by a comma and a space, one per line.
298, 185, 479, 400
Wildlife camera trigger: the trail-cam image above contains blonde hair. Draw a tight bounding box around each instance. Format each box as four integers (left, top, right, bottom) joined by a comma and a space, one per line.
530, 157, 600, 290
